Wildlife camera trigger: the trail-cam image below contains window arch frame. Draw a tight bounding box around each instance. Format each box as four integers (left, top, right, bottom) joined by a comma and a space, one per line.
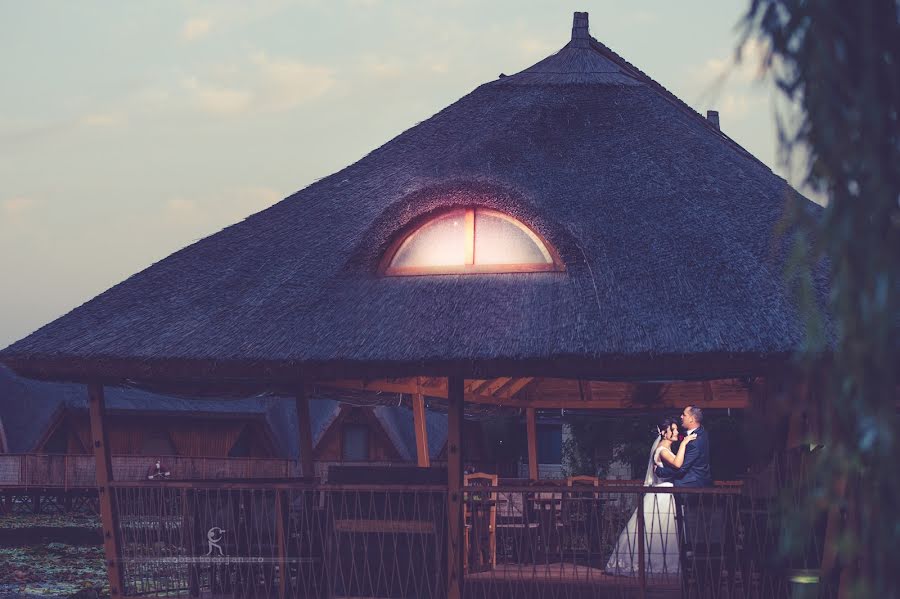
380, 207, 565, 276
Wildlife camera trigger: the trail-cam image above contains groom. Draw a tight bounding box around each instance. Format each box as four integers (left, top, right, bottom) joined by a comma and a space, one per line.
656, 405, 712, 487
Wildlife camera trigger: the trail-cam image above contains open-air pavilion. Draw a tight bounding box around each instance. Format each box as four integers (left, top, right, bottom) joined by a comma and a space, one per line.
1, 12, 833, 599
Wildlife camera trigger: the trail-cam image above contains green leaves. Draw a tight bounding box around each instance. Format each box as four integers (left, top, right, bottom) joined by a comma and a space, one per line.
742, 1, 900, 595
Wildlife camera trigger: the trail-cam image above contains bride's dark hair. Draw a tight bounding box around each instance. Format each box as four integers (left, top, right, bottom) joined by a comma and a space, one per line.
657, 416, 678, 439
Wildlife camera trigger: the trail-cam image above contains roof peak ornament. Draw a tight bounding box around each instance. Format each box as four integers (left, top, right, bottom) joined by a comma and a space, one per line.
571, 11, 590, 48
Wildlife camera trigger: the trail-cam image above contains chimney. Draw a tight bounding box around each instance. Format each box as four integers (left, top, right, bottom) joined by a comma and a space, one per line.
571, 12, 590, 48
706, 110, 720, 130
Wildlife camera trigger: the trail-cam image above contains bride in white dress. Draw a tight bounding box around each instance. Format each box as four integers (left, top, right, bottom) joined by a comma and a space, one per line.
605, 418, 697, 577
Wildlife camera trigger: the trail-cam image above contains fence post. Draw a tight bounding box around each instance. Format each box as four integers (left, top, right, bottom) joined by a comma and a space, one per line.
88, 383, 125, 598
638, 490, 646, 599
447, 376, 465, 599
275, 490, 289, 599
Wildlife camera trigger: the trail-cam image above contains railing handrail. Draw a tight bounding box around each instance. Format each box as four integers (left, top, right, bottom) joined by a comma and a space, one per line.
7, 452, 296, 462
109, 480, 449, 491
471, 484, 743, 495
105, 480, 742, 495
0, 453, 299, 488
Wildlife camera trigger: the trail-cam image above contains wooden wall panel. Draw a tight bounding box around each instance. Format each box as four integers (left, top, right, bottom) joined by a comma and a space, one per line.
169, 421, 243, 456
313, 407, 403, 462
48, 413, 272, 458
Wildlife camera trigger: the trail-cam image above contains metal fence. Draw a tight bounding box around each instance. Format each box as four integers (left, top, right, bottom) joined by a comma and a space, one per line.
112, 482, 447, 598
102, 479, 833, 599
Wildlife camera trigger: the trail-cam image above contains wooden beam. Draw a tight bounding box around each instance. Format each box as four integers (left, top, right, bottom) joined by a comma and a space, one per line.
702, 381, 713, 404
87, 384, 124, 599
526, 407, 538, 480
578, 379, 593, 402
413, 379, 430, 468
295, 386, 315, 478
467, 379, 490, 394
481, 377, 512, 397
447, 377, 465, 599
502, 377, 536, 398
319, 378, 751, 409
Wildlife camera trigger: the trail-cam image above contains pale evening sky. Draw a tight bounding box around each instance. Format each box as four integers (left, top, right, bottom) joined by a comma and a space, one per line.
1, 1, 790, 349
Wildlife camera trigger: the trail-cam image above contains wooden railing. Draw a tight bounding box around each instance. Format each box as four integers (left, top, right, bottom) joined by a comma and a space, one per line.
99, 478, 830, 599
0, 454, 299, 489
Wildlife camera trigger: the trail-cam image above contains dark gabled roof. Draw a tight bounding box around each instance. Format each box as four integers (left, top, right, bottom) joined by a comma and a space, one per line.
0, 365, 287, 454
1, 12, 827, 388
373, 404, 448, 461
246, 392, 448, 461
0, 362, 449, 460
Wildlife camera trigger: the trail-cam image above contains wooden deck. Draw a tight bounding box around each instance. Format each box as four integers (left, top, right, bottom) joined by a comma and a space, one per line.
466, 563, 679, 584
466, 564, 680, 598
134, 566, 681, 599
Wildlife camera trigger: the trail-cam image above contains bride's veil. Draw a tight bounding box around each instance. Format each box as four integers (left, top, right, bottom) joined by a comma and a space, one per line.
642, 436, 661, 486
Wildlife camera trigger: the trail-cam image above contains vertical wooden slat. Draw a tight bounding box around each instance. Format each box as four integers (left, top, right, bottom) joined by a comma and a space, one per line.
413, 378, 431, 467
526, 407, 539, 480
637, 491, 646, 599
88, 384, 124, 598
296, 386, 315, 478
464, 208, 475, 264
275, 490, 289, 599
447, 376, 465, 599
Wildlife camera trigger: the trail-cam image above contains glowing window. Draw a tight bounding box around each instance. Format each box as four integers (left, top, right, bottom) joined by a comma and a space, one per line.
384, 208, 561, 275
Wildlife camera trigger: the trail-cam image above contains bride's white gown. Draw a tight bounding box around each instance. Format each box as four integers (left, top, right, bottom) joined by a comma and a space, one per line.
605, 438, 680, 576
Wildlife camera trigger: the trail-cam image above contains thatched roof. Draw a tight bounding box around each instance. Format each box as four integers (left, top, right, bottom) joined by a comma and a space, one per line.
1, 13, 825, 388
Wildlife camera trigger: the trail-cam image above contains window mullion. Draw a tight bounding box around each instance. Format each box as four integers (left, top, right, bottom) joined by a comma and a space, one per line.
464, 208, 475, 265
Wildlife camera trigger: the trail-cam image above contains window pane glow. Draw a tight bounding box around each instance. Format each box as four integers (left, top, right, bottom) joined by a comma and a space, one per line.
385, 208, 558, 274
390, 210, 466, 268
474, 212, 552, 265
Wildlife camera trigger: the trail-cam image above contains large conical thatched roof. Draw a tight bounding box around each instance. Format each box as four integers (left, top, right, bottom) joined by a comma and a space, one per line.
1, 13, 824, 388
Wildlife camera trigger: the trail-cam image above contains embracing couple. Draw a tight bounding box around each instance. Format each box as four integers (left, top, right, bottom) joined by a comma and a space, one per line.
606, 405, 712, 576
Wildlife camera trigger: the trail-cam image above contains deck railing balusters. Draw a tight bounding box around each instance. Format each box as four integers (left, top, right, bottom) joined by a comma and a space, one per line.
60, 478, 841, 599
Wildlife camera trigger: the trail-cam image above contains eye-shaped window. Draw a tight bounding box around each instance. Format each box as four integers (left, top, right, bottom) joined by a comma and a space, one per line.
383, 208, 563, 275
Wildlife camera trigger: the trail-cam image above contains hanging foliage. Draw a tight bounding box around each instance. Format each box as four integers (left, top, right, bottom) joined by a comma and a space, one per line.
742, 1, 899, 596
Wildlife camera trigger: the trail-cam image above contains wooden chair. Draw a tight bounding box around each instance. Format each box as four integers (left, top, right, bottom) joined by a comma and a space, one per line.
495, 479, 541, 564
563, 476, 603, 561
327, 466, 448, 598
567, 475, 600, 488
464, 472, 498, 572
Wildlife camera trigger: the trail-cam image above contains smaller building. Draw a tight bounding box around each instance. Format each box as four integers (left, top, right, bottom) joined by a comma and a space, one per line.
0, 365, 286, 459
0, 366, 451, 485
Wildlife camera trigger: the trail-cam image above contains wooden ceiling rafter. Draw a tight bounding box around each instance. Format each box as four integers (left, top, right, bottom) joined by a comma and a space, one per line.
481, 377, 513, 396
467, 380, 491, 394
505, 377, 538, 397
318, 376, 752, 409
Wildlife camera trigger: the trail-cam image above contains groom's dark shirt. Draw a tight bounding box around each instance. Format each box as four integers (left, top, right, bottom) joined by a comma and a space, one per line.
656, 426, 713, 487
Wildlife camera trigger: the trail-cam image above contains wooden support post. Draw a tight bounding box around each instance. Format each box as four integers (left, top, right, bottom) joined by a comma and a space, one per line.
413, 378, 431, 468
275, 490, 289, 599
295, 386, 315, 479
526, 407, 539, 480
88, 384, 125, 598
447, 376, 465, 599
637, 491, 646, 599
